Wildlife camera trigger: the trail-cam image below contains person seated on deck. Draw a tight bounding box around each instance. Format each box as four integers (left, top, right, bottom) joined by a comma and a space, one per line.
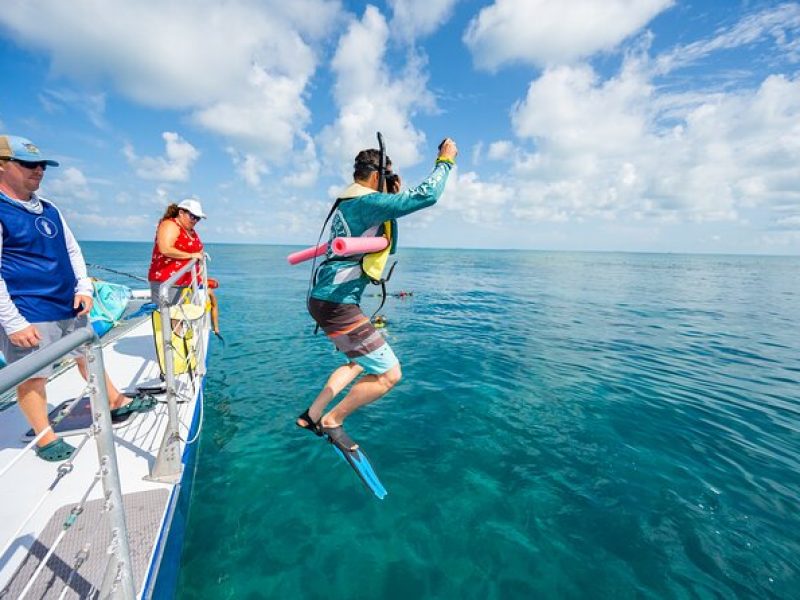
0, 134, 156, 462
147, 199, 220, 335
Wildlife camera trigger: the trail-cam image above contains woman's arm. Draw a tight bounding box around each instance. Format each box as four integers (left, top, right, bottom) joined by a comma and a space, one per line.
156, 220, 203, 260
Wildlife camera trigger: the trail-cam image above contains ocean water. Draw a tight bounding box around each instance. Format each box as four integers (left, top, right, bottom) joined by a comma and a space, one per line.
82, 243, 800, 599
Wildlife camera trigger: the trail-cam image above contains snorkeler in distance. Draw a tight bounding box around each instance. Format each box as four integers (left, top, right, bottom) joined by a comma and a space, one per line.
297, 135, 457, 497
365, 290, 413, 298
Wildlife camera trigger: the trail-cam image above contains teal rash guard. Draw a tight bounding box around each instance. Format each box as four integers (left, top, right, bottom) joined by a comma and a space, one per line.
311, 160, 453, 305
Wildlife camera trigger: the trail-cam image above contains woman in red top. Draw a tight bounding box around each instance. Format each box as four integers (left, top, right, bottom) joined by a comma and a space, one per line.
148, 199, 220, 333
148, 198, 204, 292
147, 198, 219, 335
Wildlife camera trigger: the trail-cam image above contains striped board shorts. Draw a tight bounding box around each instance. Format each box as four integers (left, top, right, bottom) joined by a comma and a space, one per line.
308, 298, 398, 375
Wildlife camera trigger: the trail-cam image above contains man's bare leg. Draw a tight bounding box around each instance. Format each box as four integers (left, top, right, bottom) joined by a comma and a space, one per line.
76, 357, 127, 409
17, 378, 55, 446
321, 364, 402, 431
298, 362, 363, 428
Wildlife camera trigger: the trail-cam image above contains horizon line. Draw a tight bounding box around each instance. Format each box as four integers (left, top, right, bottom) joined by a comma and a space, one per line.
77, 238, 800, 259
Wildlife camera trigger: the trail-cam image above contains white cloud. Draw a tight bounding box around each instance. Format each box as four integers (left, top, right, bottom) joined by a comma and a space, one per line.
154, 186, 171, 207
226, 147, 270, 189
192, 60, 312, 159
464, 0, 673, 70
655, 3, 800, 75
43, 166, 94, 202
0, 0, 333, 107
773, 214, 800, 231
487, 140, 514, 161
492, 4, 800, 230
471, 141, 483, 166
438, 168, 513, 225
282, 133, 320, 188
124, 132, 199, 182
209, 195, 326, 241
512, 63, 650, 158
389, 0, 459, 41
64, 211, 151, 231
319, 6, 436, 176
0, 0, 341, 160
38, 89, 107, 129
759, 230, 800, 249
507, 62, 800, 225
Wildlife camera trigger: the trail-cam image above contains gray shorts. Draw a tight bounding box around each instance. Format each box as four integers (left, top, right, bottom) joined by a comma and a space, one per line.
0, 315, 91, 379
150, 282, 189, 305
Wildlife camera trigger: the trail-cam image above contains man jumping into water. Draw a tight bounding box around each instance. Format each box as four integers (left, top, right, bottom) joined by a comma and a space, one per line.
298, 138, 458, 453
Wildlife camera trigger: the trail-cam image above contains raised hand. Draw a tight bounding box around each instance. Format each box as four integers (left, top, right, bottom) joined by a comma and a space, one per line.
438, 138, 458, 162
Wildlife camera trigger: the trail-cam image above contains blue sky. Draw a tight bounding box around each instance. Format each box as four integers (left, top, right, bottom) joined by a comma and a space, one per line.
1, 0, 798, 254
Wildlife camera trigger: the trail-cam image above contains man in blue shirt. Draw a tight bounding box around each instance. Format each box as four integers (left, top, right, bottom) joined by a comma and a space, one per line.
297, 138, 458, 453
0, 135, 155, 461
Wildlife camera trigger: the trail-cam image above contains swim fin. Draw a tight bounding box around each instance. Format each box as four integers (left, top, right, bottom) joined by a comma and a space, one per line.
323, 426, 387, 499
330, 444, 388, 500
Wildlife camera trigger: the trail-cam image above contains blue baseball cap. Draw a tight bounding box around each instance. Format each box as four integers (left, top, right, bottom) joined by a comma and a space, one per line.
0, 135, 60, 167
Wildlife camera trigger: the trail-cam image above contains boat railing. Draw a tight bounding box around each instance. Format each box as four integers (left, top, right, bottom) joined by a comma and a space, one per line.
146, 256, 209, 484
0, 328, 137, 599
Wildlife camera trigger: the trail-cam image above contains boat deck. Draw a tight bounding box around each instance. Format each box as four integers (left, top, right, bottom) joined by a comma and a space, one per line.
0, 316, 204, 598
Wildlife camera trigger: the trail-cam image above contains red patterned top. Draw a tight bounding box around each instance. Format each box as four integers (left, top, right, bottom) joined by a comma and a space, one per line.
147, 218, 203, 286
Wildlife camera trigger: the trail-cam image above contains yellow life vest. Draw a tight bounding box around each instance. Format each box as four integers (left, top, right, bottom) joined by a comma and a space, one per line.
361, 220, 395, 283
151, 303, 203, 377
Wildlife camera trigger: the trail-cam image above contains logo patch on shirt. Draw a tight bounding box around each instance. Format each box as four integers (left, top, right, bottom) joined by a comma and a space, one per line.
35, 216, 59, 238
331, 211, 352, 238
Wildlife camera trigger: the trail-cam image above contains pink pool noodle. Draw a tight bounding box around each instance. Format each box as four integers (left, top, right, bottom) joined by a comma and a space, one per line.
287, 242, 328, 265
331, 236, 388, 256
287, 237, 389, 265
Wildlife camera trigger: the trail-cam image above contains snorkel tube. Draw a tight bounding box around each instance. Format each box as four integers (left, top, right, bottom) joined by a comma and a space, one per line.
291, 133, 391, 266
377, 131, 386, 193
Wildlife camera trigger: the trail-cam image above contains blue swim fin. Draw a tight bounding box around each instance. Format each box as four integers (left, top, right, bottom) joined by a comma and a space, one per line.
331, 445, 388, 500
323, 425, 387, 499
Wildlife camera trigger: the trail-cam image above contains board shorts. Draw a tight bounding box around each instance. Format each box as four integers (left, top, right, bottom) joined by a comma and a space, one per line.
308, 297, 398, 375
0, 315, 91, 379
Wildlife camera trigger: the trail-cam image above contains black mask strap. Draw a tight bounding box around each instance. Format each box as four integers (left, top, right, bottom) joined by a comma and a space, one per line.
377, 132, 386, 193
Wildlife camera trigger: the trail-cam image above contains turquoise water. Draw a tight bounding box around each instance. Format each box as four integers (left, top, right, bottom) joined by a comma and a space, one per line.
83, 243, 800, 599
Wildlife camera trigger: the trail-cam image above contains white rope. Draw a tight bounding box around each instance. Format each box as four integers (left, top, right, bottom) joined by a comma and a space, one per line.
16, 471, 101, 600
57, 544, 91, 600
17, 529, 69, 600
0, 384, 90, 479
0, 427, 52, 479
169, 298, 206, 445
0, 432, 92, 562
183, 390, 204, 445
180, 278, 208, 445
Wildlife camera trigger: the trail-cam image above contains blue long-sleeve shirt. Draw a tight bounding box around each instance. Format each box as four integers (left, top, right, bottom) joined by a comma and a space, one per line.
311, 160, 452, 305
